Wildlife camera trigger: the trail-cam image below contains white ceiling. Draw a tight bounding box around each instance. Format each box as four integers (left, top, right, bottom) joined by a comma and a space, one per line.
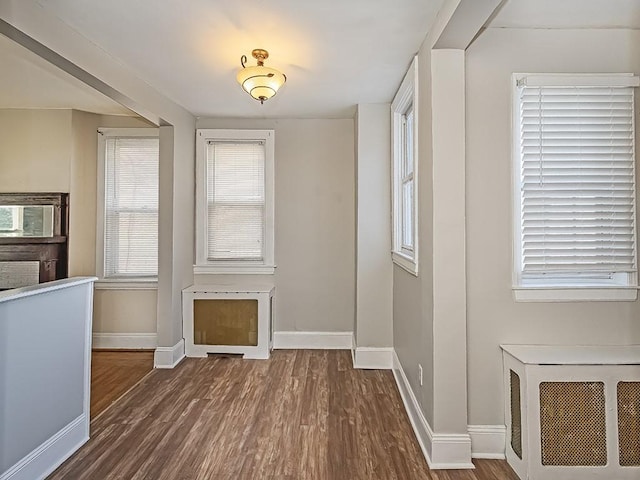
8, 0, 636, 119
0, 32, 133, 115
491, 0, 640, 29
36, 0, 445, 119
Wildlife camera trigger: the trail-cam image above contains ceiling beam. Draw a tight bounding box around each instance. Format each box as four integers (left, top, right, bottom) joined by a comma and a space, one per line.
433, 0, 506, 50
0, 18, 163, 126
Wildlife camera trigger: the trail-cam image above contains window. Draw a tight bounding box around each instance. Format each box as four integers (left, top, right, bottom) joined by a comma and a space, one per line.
96, 128, 159, 284
195, 129, 275, 274
392, 56, 419, 275
513, 74, 639, 301
0, 206, 22, 235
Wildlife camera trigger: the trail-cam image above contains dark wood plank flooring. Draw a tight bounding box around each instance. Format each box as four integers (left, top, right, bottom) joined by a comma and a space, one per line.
51, 350, 518, 479
91, 350, 154, 418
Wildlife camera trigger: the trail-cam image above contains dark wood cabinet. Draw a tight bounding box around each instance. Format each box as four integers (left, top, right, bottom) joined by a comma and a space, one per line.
0, 193, 69, 288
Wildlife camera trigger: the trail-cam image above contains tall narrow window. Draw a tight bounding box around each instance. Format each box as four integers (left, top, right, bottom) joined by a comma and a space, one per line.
513, 74, 639, 301
400, 105, 415, 254
97, 129, 159, 280
196, 129, 275, 274
392, 56, 418, 275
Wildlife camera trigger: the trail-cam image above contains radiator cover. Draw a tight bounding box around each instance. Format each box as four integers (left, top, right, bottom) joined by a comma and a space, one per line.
183, 284, 274, 359
501, 345, 640, 480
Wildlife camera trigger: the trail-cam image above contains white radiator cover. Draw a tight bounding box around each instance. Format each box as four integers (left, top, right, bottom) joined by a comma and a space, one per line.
182, 284, 274, 360
501, 345, 640, 480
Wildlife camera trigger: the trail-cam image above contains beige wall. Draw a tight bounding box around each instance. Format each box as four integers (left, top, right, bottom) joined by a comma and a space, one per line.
0, 109, 72, 192
195, 118, 356, 334
0, 108, 158, 335
466, 28, 640, 426
94, 289, 157, 333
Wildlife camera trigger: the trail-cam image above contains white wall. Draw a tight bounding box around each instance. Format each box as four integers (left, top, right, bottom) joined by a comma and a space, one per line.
195, 118, 356, 334
466, 27, 640, 426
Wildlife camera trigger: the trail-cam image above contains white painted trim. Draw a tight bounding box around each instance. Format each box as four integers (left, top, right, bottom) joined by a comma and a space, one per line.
353, 347, 393, 369
96, 128, 159, 281
513, 287, 637, 302
272, 331, 353, 350
392, 252, 419, 276
468, 425, 506, 459
521, 73, 639, 88
0, 277, 97, 303
195, 129, 275, 272
94, 280, 158, 290
391, 55, 419, 277
392, 350, 474, 470
154, 338, 185, 368
92, 333, 157, 349
0, 415, 88, 480
193, 265, 275, 275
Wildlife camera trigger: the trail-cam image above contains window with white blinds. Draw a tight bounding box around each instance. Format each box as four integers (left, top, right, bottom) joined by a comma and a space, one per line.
514, 74, 639, 287
98, 130, 159, 279
207, 141, 265, 260
196, 129, 275, 274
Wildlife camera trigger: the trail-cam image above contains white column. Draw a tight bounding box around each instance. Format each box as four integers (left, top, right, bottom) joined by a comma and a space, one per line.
430, 48, 472, 466
354, 104, 394, 368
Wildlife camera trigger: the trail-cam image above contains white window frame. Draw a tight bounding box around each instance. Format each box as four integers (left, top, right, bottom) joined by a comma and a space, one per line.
512, 73, 639, 302
391, 56, 419, 275
96, 127, 159, 289
195, 129, 275, 275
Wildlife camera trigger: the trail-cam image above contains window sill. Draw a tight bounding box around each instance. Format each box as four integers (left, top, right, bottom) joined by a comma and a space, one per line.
513, 286, 637, 302
392, 252, 418, 276
194, 264, 276, 275
95, 279, 158, 290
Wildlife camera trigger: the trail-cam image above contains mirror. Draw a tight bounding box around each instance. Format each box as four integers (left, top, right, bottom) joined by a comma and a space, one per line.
0, 205, 54, 237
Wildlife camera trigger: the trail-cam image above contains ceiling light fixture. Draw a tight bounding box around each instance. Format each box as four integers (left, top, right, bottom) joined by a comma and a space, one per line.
237, 49, 286, 104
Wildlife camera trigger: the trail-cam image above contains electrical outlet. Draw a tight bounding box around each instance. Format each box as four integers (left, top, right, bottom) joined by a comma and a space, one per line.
418, 364, 423, 386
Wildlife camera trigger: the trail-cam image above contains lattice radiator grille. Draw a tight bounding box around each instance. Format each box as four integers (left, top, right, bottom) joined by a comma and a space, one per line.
618, 382, 640, 466
510, 370, 523, 460
539, 381, 607, 466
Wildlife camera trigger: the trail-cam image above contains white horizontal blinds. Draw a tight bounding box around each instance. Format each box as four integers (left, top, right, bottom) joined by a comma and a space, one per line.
206, 141, 265, 261
519, 84, 637, 275
104, 137, 159, 276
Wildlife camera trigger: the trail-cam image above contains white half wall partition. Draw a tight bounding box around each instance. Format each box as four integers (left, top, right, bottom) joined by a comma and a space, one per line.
0, 277, 96, 480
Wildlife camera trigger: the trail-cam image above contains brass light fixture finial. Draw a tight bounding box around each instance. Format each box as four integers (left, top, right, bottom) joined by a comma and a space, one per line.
237, 49, 287, 104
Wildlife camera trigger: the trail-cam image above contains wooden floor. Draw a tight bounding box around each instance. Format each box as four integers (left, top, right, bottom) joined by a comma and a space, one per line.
90, 350, 154, 418
52, 350, 518, 480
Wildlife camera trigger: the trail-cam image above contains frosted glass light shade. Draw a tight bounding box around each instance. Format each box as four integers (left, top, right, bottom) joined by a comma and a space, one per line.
236, 66, 286, 103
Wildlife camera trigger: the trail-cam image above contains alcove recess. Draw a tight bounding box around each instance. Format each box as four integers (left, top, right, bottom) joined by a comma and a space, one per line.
0, 193, 69, 289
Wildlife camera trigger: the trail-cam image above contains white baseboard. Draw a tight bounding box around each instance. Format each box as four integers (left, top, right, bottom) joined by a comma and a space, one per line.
391, 350, 474, 470
0, 415, 88, 480
468, 425, 506, 459
154, 339, 185, 369
92, 333, 157, 350
353, 347, 393, 369
272, 331, 353, 350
